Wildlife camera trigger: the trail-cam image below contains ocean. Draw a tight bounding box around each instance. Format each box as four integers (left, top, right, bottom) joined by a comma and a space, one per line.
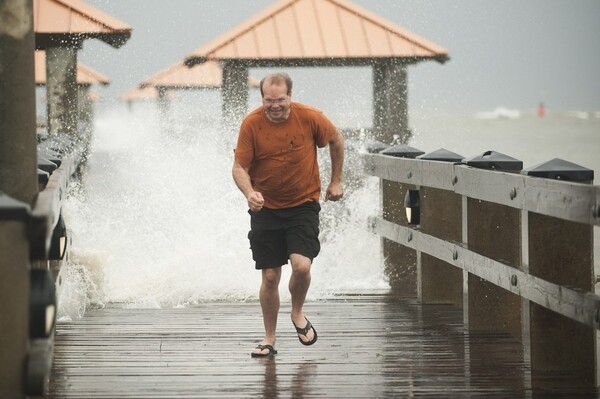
56, 92, 600, 320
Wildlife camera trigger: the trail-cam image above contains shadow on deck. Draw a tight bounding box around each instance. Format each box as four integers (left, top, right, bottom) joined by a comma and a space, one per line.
45, 295, 599, 398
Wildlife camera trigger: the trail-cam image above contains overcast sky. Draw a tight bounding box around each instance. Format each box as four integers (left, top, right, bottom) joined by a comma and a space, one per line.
79, 0, 600, 113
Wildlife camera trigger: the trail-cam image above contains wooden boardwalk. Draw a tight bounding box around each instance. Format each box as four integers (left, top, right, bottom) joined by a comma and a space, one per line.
46, 295, 599, 398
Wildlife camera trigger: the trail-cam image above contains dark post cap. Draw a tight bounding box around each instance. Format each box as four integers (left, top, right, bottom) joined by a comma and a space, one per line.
462, 150, 523, 171
38, 134, 75, 155
38, 148, 63, 167
38, 169, 50, 187
0, 193, 31, 221
37, 155, 58, 174
380, 144, 425, 159
364, 140, 391, 154
417, 148, 464, 162
523, 158, 594, 181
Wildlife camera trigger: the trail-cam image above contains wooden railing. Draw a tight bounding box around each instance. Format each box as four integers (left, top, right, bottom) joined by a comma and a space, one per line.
0, 145, 76, 396
27, 148, 76, 394
362, 145, 599, 387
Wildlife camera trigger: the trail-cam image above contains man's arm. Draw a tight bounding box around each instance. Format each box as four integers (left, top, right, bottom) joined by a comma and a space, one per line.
325, 130, 344, 201
232, 161, 264, 211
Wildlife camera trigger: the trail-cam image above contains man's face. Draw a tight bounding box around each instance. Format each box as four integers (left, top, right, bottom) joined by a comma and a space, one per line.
262, 81, 291, 123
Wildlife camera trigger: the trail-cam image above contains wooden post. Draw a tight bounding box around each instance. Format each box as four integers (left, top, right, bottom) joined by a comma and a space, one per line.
524, 160, 596, 387
378, 147, 425, 297
0, 217, 31, 399
463, 152, 524, 339
372, 60, 410, 144
46, 45, 79, 138
0, 1, 37, 396
462, 152, 526, 393
381, 180, 417, 297
419, 189, 463, 305
157, 87, 171, 134
0, 0, 38, 204
418, 150, 464, 305
467, 198, 522, 337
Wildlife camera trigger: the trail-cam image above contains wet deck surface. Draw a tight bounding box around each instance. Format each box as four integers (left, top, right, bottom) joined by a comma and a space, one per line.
46, 295, 599, 398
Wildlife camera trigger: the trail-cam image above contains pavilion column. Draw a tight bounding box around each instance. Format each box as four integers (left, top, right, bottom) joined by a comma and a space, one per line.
373, 60, 416, 297
372, 60, 410, 144
77, 84, 93, 127
77, 85, 93, 162
0, 0, 38, 203
0, 0, 37, 397
221, 61, 248, 134
157, 87, 171, 134
46, 45, 79, 138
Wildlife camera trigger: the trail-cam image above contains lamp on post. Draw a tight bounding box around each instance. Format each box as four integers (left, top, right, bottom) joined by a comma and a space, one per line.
29, 269, 56, 339
404, 189, 420, 225
48, 214, 68, 260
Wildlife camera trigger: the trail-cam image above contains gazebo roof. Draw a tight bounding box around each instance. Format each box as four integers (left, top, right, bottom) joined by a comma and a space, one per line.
87, 90, 101, 102
34, 50, 110, 86
185, 0, 448, 67
120, 86, 176, 102
34, 0, 132, 48
140, 60, 260, 90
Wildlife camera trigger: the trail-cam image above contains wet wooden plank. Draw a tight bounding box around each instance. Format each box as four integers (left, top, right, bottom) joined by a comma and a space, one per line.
45, 296, 599, 398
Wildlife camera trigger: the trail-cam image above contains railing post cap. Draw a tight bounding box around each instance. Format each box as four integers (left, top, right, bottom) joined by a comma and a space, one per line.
38, 169, 50, 187
461, 150, 523, 171
37, 155, 58, 174
0, 192, 31, 221
39, 134, 76, 155
380, 144, 425, 159
38, 147, 63, 167
417, 148, 464, 162
522, 158, 594, 181
363, 140, 391, 154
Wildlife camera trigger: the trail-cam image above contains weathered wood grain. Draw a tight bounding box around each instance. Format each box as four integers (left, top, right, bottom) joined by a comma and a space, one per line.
45, 295, 599, 398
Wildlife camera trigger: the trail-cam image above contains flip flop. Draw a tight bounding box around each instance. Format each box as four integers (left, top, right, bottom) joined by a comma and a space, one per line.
293, 317, 318, 346
250, 344, 278, 358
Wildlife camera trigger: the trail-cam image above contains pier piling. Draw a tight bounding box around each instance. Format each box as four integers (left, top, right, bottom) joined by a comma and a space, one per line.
0, 1, 38, 396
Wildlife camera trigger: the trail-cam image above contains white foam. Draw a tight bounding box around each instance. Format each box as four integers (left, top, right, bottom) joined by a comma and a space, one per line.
58, 99, 387, 318
566, 110, 590, 120
474, 107, 521, 120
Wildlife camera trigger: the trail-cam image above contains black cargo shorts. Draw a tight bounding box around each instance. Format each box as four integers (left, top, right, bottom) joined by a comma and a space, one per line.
247, 201, 321, 270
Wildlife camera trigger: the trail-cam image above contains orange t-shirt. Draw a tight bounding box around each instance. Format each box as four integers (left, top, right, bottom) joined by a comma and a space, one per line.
234, 102, 337, 209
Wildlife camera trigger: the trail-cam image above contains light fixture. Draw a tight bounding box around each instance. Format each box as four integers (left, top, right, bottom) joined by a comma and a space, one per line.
404, 189, 420, 225
29, 269, 56, 338
48, 214, 67, 260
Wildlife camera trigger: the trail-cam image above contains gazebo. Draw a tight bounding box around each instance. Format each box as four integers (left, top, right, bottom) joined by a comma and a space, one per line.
140, 60, 260, 90
121, 86, 172, 102
34, 50, 110, 86
34, 50, 109, 128
34, 0, 131, 137
184, 0, 448, 143
138, 60, 260, 125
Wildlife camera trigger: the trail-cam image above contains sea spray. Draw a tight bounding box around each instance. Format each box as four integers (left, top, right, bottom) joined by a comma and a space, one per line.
57, 97, 387, 319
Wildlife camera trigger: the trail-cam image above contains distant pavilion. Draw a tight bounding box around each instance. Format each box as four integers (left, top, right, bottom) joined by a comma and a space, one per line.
184, 0, 448, 143
137, 60, 259, 123
34, 0, 131, 137
34, 50, 109, 126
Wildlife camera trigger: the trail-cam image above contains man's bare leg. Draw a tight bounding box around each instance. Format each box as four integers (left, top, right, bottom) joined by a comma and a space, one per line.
253, 267, 282, 356
289, 253, 315, 343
